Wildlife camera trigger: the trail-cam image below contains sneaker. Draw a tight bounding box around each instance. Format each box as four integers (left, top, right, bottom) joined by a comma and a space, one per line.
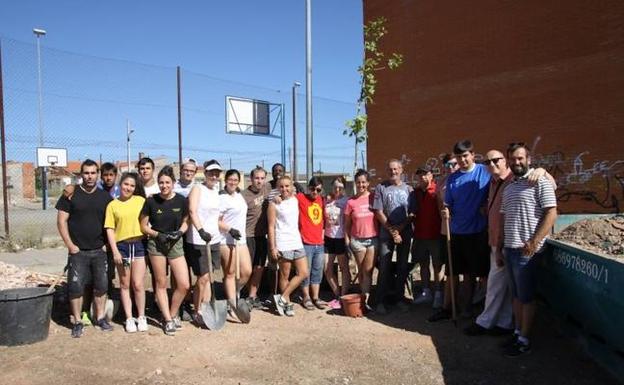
172, 316, 182, 329
412, 289, 433, 305
328, 299, 342, 310
273, 294, 285, 316
432, 290, 443, 309
248, 297, 264, 309
500, 334, 519, 349
136, 316, 148, 332
375, 303, 388, 315
71, 322, 84, 338
180, 303, 193, 322
163, 320, 176, 336
80, 311, 92, 326
284, 303, 295, 317
427, 309, 451, 323
504, 340, 531, 358
96, 318, 113, 332
464, 322, 488, 336
396, 300, 410, 312
125, 318, 137, 333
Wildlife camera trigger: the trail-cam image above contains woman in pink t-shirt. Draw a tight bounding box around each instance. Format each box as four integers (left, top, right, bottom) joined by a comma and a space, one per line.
344, 169, 378, 309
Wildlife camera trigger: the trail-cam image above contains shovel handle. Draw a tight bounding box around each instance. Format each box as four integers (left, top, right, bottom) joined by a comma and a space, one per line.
206, 243, 214, 284
234, 244, 240, 280
444, 215, 457, 324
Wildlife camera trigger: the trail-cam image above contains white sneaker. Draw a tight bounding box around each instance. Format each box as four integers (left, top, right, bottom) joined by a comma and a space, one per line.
432, 290, 444, 309
125, 318, 137, 333
136, 316, 148, 332
412, 288, 433, 305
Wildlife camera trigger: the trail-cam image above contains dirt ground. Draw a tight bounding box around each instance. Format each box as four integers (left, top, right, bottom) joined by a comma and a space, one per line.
554, 214, 624, 258
0, 279, 619, 385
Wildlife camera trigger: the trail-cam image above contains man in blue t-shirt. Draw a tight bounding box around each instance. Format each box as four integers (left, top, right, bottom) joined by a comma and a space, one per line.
429, 140, 491, 322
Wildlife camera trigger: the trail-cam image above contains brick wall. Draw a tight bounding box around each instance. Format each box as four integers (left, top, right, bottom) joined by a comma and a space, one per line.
364, 0, 624, 213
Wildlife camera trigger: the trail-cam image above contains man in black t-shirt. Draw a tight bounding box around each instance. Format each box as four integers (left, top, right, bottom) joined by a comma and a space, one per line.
56, 159, 113, 338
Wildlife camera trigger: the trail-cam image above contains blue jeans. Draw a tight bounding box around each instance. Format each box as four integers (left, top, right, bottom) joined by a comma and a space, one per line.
302, 244, 324, 287
504, 247, 543, 304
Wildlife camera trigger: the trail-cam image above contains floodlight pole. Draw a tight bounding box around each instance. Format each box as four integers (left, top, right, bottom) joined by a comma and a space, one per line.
0, 40, 10, 235
126, 120, 134, 172
292, 82, 300, 182
34, 28, 47, 210
305, 0, 313, 181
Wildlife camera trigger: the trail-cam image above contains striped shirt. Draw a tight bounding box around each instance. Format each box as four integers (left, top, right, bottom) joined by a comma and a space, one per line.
501, 170, 557, 250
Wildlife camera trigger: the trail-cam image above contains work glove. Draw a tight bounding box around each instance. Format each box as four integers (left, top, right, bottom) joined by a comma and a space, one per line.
228, 228, 242, 240
166, 230, 184, 242
156, 232, 169, 244
198, 228, 212, 243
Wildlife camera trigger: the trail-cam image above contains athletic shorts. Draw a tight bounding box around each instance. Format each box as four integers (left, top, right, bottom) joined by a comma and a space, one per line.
184, 242, 221, 276
67, 249, 108, 298
247, 236, 268, 267
411, 238, 442, 269
147, 237, 184, 259
447, 231, 489, 277
324, 236, 346, 255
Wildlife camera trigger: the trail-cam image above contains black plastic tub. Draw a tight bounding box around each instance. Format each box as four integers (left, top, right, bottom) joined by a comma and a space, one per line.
0, 287, 54, 346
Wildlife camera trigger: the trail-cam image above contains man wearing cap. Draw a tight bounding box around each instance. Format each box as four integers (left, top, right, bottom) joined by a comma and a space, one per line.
409, 166, 443, 307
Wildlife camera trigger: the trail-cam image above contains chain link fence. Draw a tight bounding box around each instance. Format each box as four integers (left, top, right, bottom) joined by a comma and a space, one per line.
0, 37, 361, 245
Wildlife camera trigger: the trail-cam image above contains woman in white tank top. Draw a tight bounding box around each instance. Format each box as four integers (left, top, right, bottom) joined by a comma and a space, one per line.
187, 160, 224, 322
217, 169, 252, 316
267, 176, 309, 317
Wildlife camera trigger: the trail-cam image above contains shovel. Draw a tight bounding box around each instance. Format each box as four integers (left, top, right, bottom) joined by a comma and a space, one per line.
232, 244, 251, 323
198, 244, 227, 330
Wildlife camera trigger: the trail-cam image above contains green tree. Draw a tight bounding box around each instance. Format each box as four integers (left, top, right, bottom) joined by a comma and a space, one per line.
344, 17, 403, 180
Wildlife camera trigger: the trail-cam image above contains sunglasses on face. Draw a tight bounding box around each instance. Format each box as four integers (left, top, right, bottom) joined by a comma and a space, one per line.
445, 162, 458, 168
483, 157, 504, 166
310, 187, 322, 193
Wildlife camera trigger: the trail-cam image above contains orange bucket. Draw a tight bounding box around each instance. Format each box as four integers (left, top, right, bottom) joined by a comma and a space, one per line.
340, 294, 365, 317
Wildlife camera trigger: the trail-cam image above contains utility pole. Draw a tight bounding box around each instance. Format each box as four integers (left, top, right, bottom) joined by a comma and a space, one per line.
305, 0, 313, 182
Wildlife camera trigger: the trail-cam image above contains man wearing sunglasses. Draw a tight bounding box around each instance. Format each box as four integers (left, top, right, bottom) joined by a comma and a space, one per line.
373, 159, 414, 314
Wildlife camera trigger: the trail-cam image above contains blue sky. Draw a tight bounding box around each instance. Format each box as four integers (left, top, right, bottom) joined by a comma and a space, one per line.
0, 0, 364, 174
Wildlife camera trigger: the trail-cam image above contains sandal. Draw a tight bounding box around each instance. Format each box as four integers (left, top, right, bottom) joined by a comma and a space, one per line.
313, 299, 328, 310
302, 298, 315, 310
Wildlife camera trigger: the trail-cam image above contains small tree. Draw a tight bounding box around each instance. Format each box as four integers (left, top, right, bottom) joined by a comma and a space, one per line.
344, 17, 403, 184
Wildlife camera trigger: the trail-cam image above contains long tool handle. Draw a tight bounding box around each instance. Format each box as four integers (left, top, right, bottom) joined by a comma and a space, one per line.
444, 215, 457, 325
207, 243, 214, 283
235, 244, 240, 281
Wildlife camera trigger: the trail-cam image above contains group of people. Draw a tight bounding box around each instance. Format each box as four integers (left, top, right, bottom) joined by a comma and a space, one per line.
56, 139, 558, 358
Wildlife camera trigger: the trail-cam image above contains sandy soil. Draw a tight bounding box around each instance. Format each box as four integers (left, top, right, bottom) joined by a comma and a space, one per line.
0, 288, 618, 385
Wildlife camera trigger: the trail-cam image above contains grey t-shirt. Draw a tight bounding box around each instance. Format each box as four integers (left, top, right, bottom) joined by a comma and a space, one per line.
373, 181, 413, 239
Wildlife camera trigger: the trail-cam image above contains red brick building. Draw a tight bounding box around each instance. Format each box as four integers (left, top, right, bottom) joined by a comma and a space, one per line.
364, 0, 624, 213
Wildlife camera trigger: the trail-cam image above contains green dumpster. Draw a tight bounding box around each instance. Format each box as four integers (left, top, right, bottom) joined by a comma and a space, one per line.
538, 239, 623, 381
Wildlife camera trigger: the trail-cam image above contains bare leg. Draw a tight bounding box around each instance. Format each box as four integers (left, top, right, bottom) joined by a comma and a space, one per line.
220, 245, 236, 304
131, 260, 146, 317
324, 254, 339, 297
282, 258, 309, 302
150, 255, 172, 321
168, 257, 190, 318
117, 264, 132, 319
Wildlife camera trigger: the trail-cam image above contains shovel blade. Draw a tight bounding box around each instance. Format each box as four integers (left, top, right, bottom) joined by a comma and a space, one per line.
199, 300, 227, 330
234, 301, 251, 324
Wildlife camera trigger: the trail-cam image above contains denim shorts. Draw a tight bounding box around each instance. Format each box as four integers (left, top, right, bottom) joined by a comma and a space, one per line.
279, 248, 306, 261
117, 240, 146, 265
504, 247, 543, 304
67, 249, 108, 298
349, 237, 377, 253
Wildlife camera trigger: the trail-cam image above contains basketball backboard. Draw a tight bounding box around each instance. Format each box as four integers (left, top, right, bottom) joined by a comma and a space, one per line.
225, 96, 281, 137
36, 147, 67, 167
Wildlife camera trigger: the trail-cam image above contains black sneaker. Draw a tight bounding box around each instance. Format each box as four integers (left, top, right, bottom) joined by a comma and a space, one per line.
163, 320, 176, 336
427, 309, 451, 323
463, 323, 489, 336
500, 334, 519, 349
71, 322, 84, 338
96, 318, 113, 332
504, 340, 531, 358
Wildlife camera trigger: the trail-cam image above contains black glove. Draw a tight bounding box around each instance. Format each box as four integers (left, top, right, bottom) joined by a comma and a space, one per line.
166, 230, 183, 241
228, 228, 242, 240
198, 228, 212, 243
156, 232, 169, 244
